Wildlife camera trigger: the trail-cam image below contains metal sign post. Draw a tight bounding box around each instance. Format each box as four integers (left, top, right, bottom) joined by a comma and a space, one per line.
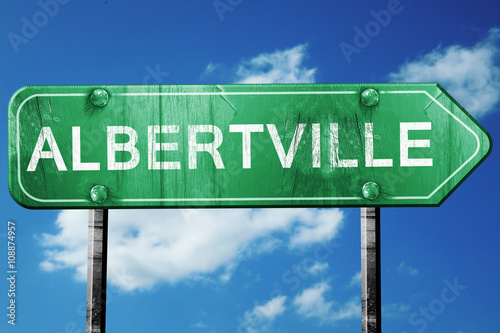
361, 207, 381, 333
86, 209, 109, 333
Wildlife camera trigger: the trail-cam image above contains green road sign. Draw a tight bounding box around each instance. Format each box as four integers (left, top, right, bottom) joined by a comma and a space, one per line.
8, 84, 492, 209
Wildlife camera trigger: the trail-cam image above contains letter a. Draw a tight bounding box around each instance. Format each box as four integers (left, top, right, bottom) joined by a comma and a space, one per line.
213, 0, 234, 21
27, 127, 67, 171
339, 42, 361, 64
7, 32, 29, 54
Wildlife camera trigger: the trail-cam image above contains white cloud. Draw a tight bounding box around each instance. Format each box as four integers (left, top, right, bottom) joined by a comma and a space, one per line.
305, 261, 329, 275
348, 271, 361, 288
203, 44, 316, 84
382, 302, 410, 319
235, 44, 316, 84
240, 295, 287, 333
293, 282, 360, 324
203, 62, 219, 75
191, 321, 207, 329
389, 27, 500, 116
201, 62, 225, 80
289, 209, 343, 248
294, 282, 331, 320
397, 261, 419, 276
40, 208, 344, 291
252, 296, 288, 320
39, 210, 88, 278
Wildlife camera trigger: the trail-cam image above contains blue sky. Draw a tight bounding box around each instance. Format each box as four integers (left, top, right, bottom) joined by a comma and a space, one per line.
1, 0, 500, 332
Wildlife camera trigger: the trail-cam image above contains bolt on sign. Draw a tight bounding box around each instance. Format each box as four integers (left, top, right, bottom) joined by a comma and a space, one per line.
8, 84, 492, 209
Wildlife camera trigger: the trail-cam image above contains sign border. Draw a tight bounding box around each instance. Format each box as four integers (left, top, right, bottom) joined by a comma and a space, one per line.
12, 86, 486, 206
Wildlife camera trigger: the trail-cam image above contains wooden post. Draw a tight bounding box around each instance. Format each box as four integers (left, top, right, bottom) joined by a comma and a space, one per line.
361, 207, 381, 333
86, 209, 109, 333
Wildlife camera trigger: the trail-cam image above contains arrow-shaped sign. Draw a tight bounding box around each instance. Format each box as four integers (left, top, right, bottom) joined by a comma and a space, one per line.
8, 83, 492, 209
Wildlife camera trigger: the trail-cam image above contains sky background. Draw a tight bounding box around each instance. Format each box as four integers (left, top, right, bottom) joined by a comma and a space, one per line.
1, 0, 500, 332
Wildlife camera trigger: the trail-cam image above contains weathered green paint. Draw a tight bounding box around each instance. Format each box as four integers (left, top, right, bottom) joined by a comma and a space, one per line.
8, 84, 492, 209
